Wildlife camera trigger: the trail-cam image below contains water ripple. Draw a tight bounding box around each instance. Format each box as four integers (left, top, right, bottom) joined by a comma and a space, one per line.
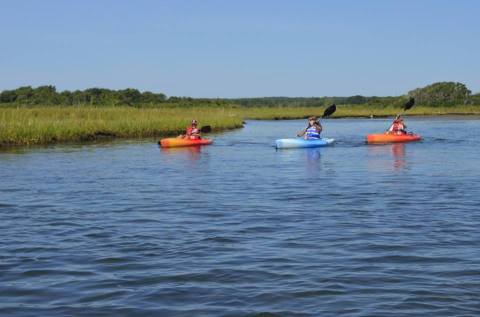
1, 118, 479, 316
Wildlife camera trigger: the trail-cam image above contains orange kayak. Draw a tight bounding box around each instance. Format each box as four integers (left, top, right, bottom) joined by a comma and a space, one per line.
159, 138, 213, 148
366, 133, 421, 144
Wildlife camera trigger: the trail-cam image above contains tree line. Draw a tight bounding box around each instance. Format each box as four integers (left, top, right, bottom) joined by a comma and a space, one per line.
0, 86, 168, 106
230, 82, 478, 107
0, 86, 228, 107
1, 82, 478, 107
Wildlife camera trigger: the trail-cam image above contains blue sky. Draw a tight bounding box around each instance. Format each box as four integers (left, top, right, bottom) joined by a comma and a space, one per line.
1, 0, 479, 97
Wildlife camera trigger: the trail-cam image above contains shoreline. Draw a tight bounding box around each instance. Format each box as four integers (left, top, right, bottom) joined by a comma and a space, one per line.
1, 106, 480, 147
263, 113, 480, 120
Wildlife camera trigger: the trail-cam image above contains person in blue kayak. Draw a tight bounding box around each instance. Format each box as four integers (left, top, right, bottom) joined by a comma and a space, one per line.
297, 116, 322, 140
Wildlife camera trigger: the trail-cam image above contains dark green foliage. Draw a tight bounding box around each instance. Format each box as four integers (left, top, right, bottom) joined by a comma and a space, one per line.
0, 82, 478, 107
141, 91, 167, 104
0, 86, 169, 107
408, 82, 471, 106
229, 96, 403, 108
0, 89, 17, 103
13, 86, 35, 104
471, 93, 480, 105
230, 97, 326, 107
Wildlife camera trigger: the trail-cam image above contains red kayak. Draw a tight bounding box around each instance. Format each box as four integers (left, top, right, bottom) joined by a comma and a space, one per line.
159, 137, 213, 148
366, 133, 421, 144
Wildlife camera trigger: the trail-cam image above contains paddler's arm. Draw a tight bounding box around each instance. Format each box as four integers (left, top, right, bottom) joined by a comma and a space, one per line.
297, 128, 307, 137
386, 123, 394, 132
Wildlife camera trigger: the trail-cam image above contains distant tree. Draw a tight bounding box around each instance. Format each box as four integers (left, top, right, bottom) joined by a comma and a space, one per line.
117, 88, 142, 106
141, 91, 167, 104
408, 82, 471, 106
345, 95, 367, 104
59, 91, 74, 105
32, 85, 60, 105
471, 93, 480, 105
0, 90, 17, 103
14, 86, 35, 104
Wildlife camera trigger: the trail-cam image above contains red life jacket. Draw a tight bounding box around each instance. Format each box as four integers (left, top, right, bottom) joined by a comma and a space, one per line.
186, 126, 200, 139
389, 120, 406, 134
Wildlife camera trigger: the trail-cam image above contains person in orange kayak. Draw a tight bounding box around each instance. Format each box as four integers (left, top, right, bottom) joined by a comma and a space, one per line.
297, 116, 322, 139
387, 115, 407, 135
178, 119, 201, 139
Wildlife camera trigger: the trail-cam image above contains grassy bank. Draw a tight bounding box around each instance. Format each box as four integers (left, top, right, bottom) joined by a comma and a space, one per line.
233, 104, 480, 119
0, 107, 243, 146
333, 105, 480, 117
1, 105, 479, 146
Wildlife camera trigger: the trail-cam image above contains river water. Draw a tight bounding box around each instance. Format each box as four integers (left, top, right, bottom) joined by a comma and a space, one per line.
1, 117, 479, 316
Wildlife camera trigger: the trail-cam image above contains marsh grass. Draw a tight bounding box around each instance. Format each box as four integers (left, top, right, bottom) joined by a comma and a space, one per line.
233, 105, 480, 119
0, 107, 242, 146
333, 105, 480, 117
1, 104, 479, 146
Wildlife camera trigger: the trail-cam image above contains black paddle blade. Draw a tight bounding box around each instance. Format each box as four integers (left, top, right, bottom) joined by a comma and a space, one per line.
322, 104, 336, 118
404, 98, 415, 111
200, 125, 212, 133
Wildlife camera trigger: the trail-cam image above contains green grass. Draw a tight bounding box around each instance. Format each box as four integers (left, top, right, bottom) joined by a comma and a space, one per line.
1, 104, 479, 146
0, 107, 242, 146
332, 104, 480, 117
233, 104, 480, 119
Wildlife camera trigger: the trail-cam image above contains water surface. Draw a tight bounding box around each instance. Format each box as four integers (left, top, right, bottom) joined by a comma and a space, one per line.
1, 117, 479, 316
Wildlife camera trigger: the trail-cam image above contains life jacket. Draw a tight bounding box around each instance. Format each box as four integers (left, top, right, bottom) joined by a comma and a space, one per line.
186, 126, 200, 139
305, 125, 320, 139
388, 120, 406, 134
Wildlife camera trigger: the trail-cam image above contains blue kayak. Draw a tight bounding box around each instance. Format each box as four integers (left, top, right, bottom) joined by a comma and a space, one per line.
275, 138, 335, 149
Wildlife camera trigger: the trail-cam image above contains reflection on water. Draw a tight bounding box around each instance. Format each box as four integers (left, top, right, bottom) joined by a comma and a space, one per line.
160, 145, 202, 161
367, 143, 407, 171
274, 146, 322, 165
305, 149, 322, 178
391, 143, 406, 170
306, 148, 321, 162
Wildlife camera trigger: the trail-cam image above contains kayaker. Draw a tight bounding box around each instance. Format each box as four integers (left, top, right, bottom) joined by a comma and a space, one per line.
179, 119, 201, 139
297, 116, 322, 140
387, 115, 407, 135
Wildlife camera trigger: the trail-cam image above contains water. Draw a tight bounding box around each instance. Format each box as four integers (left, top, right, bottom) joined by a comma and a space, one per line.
1, 117, 480, 317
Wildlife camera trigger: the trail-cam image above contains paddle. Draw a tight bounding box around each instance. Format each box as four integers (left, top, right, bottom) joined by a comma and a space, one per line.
200, 125, 212, 133
404, 97, 415, 111
322, 104, 336, 118
401, 97, 415, 114
388, 98, 415, 133
297, 104, 336, 137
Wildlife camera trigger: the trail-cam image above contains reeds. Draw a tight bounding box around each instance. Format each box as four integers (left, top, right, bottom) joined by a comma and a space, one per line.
0, 107, 242, 146
232, 105, 480, 119
1, 105, 479, 146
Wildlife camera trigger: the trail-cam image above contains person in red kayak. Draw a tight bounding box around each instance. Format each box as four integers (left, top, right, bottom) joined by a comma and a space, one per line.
181, 119, 201, 140
387, 115, 407, 135
297, 116, 322, 140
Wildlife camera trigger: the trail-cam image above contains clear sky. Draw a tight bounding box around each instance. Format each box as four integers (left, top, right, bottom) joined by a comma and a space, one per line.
1, 0, 479, 97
